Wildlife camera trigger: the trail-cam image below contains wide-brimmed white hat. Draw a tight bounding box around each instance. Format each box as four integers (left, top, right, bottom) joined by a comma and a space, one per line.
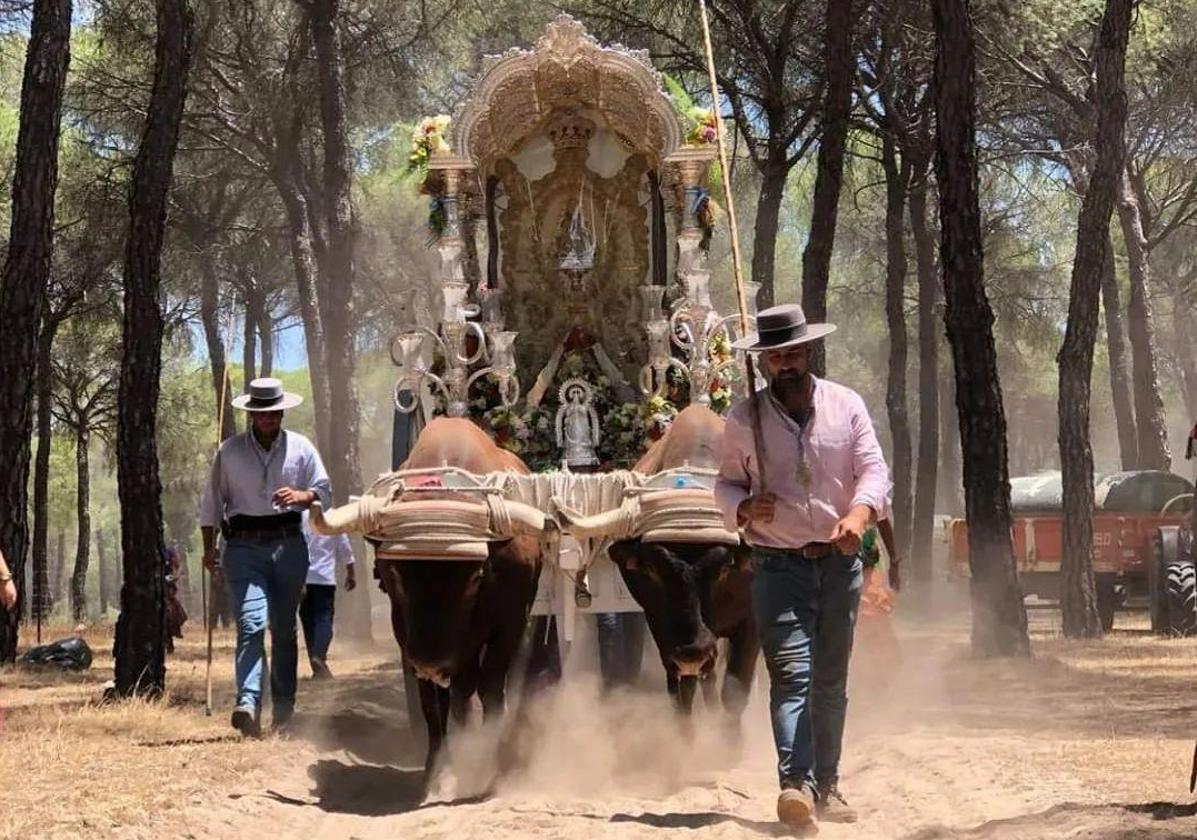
730, 303, 837, 351
232, 377, 303, 412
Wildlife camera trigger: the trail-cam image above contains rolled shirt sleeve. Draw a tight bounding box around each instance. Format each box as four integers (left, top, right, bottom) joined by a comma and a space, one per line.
714, 409, 753, 532
848, 393, 891, 519
304, 440, 333, 508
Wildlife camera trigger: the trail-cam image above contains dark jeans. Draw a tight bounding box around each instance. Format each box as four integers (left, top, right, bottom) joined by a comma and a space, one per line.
751, 546, 862, 791
299, 583, 337, 664
596, 612, 646, 689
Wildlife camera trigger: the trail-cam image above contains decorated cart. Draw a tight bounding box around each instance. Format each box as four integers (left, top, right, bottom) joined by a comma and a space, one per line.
379, 16, 759, 644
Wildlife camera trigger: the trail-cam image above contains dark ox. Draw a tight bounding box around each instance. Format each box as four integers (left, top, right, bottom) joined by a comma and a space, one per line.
376, 418, 546, 777
572, 405, 759, 717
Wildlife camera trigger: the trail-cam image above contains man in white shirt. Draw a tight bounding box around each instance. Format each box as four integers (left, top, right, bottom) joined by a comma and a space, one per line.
200, 378, 331, 737
299, 512, 356, 680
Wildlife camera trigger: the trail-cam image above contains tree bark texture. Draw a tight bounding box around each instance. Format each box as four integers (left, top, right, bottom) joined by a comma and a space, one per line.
241, 278, 259, 393
275, 171, 332, 457
1117, 173, 1172, 470
931, 0, 1029, 656
113, 0, 193, 698
0, 0, 72, 661
752, 151, 788, 310
882, 136, 913, 559
1057, 0, 1132, 640
1101, 231, 1138, 469
257, 307, 274, 378
199, 264, 236, 440
97, 527, 108, 614
32, 315, 62, 621
55, 528, 66, 606
909, 164, 940, 581
305, 0, 361, 502
800, 0, 855, 377
71, 425, 91, 622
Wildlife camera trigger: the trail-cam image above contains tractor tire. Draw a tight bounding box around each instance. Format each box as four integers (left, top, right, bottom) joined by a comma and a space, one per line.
1095, 575, 1118, 633
1165, 560, 1197, 637
1151, 528, 1179, 634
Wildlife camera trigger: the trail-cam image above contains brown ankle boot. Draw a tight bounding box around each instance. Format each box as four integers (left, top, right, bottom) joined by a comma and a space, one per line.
777, 785, 816, 827
815, 783, 858, 823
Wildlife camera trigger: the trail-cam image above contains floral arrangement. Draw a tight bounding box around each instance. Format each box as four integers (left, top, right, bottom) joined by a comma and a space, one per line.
664, 75, 720, 146
406, 114, 452, 178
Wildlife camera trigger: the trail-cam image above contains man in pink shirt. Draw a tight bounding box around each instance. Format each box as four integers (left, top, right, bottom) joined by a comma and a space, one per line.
715, 303, 891, 830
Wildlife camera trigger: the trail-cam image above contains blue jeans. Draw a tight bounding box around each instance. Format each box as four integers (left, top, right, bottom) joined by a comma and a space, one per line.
299, 583, 336, 663
222, 535, 310, 713
751, 546, 862, 791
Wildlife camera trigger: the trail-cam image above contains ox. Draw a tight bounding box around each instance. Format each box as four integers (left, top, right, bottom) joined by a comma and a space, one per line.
312, 417, 551, 778
559, 405, 758, 719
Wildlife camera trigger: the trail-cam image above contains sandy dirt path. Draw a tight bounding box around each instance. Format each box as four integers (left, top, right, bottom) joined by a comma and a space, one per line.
164, 606, 1197, 840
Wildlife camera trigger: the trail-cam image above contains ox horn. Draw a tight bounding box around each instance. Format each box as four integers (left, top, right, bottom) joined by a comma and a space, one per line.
487, 497, 558, 537
551, 497, 638, 540
309, 495, 383, 536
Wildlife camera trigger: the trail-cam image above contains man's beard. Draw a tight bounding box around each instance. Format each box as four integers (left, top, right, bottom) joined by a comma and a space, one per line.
772, 369, 810, 399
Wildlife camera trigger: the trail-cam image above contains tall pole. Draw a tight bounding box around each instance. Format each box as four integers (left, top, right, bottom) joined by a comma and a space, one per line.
697, 0, 768, 490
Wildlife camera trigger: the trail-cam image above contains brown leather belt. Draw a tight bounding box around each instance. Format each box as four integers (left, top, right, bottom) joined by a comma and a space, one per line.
798, 541, 834, 559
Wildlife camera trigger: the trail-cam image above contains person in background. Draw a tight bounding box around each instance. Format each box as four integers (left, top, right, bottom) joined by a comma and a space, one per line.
163, 546, 188, 653
299, 511, 356, 680
0, 547, 16, 611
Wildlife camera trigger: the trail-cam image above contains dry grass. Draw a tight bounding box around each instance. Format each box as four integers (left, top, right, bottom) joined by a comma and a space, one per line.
0, 620, 392, 840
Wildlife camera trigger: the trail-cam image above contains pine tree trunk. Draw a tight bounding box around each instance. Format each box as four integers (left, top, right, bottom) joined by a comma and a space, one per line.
71, 425, 91, 622
55, 528, 66, 608
32, 315, 62, 622
275, 171, 332, 457
113, 0, 193, 698
199, 263, 236, 440
800, 0, 855, 377
882, 136, 913, 558
258, 308, 274, 378
0, 0, 72, 662
1101, 229, 1138, 469
241, 279, 258, 393
931, 0, 1029, 656
751, 151, 789, 310
1057, 0, 1132, 640
909, 164, 940, 581
97, 528, 107, 615
1117, 172, 1172, 470
304, 0, 369, 641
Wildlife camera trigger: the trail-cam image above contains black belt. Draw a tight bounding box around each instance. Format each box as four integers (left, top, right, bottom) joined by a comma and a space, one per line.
222, 513, 302, 541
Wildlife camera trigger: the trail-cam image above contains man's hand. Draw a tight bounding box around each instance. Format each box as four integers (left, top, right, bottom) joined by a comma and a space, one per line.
829, 505, 871, 555
737, 493, 777, 526
273, 487, 316, 509
346, 565, 357, 591
1, 578, 16, 611
202, 545, 221, 572
862, 566, 896, 615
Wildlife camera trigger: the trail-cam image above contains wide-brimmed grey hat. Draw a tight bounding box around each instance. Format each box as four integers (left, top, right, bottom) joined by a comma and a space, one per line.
232, 377, 303, 412
731, 303, 837, 351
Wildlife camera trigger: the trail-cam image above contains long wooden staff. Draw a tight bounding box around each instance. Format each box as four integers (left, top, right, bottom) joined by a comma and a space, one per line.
697, 0, 768, 493
204, 329, 231, 717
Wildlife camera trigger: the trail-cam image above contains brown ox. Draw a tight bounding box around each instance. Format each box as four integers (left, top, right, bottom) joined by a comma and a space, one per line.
316, 417, 546, 778
564, 405, 759, 719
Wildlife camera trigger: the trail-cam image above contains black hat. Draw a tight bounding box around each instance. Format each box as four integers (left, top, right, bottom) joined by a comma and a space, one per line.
730, 303, 837, 351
